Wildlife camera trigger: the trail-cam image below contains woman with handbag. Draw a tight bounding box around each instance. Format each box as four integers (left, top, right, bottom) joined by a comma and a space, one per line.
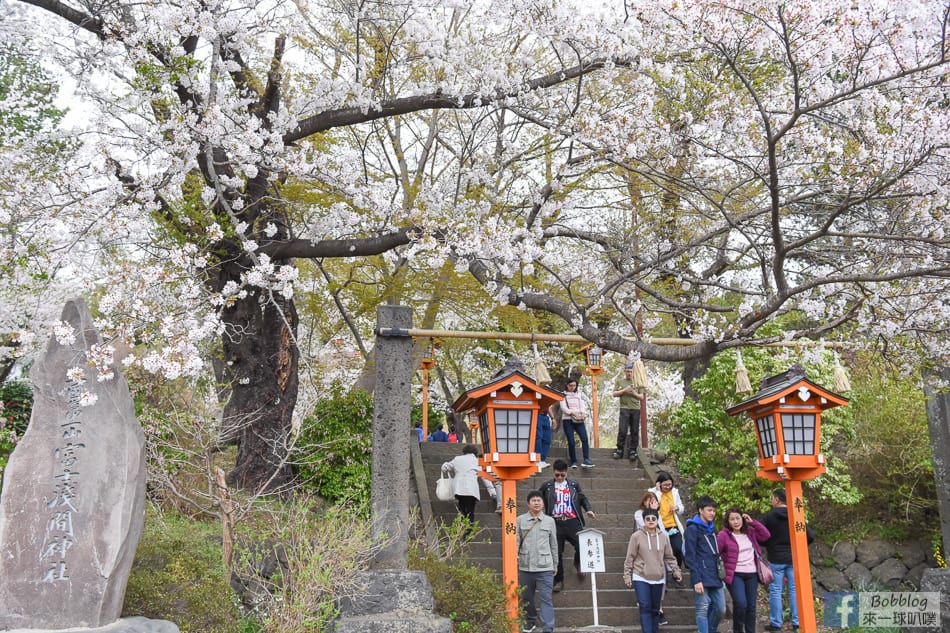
560, 378, 594, 468
716, 508, 771, 633
441, 444, 494, 524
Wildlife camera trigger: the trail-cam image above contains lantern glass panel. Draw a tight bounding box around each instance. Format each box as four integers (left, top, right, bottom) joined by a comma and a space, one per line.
492, 408, 533, 453
587, 346, 602, 367
755, 415, 777, 458
781, 413, 816, 455
479, 411, 490, 456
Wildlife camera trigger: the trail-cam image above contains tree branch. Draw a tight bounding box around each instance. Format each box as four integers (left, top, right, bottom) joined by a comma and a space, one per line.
284, 57, 632, 143
20, 0, 104, 37
258, 229, 417, 259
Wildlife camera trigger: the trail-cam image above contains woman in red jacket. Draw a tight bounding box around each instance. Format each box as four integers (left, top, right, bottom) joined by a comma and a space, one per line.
716, 508, 770, 633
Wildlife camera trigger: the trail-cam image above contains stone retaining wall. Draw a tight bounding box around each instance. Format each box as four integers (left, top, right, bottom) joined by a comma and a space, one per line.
809, 538, 940, 592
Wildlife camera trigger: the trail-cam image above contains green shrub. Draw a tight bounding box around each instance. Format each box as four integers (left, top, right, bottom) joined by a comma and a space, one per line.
123, 508, 243, 632
0, 380, 33, 485
410, 519, 514, 633
234, 499, 379, 633
840, 360, 935, 528
294, 385, 373, 514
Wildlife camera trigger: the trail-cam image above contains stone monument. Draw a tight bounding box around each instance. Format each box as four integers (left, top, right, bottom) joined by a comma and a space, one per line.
922, 366, 950, 633
0, 298, 147, 629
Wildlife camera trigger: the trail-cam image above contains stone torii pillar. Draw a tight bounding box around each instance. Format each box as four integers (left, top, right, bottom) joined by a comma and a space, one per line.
330, 305, 450, 633
371, 305, 413, 568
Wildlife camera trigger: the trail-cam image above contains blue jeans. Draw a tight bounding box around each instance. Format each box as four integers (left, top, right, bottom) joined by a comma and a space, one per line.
634, 580, 664, 633
535, 421, 552, 461
769, 562, 799, 626
728, 572, 759, 633
519, 570, 555, 632
694, 585, 725, 633
561, 418, 590, 464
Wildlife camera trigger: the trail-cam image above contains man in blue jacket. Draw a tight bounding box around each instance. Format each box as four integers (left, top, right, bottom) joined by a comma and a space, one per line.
684, 496, 725, 633
428, 422, 448, 442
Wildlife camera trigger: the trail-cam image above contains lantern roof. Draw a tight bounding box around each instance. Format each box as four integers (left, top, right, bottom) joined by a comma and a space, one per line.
451, 370, 564, 412
725, 364, 848, 415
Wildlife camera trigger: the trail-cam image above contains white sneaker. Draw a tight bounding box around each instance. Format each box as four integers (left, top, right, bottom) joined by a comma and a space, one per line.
522, 625, 537, 633
538, 461, 550, 469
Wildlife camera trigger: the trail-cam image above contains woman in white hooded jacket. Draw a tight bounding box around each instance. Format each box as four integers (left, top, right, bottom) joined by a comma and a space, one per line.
623, 508, 683, 633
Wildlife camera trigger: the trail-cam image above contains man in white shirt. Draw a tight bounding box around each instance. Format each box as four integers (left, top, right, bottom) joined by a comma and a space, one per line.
538, 459, 597, 593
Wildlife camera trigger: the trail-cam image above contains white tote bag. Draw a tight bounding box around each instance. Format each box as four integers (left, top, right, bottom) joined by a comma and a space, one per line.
435, 472, 455, 501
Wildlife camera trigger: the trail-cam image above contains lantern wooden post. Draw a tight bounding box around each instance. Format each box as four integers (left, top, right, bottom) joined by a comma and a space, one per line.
583, 345, 604, 448
420, 356, 435, 440
786, 479, 816, 633
726, 365, 848, 633
589, 366, 603, 448
452, 370, 563, 633
498, 477, 519, 622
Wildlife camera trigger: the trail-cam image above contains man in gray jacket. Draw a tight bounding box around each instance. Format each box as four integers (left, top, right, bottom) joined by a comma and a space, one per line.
518, 490, 558, 633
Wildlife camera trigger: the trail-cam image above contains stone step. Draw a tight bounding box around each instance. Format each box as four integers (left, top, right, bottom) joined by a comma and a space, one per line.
423, 468, 655, 491
421, 444, 645, 463
554, 585, 698, 609
553, 604, 696, 629
437, 520, 633, 540
430, 498, 645, 515
464, 540, 667, 562
436, 465, 650, 475
424, 473, 655, 493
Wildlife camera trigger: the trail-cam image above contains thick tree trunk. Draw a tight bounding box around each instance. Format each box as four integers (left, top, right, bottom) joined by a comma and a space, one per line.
682, 355, 712, 401
219, 286, 299, 492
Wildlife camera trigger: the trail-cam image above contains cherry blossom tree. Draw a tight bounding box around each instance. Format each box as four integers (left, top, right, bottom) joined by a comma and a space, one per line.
474, 0, 950, 385
8, 0, 950, 493
0, 36, 90, 382
11, 0, 635, 490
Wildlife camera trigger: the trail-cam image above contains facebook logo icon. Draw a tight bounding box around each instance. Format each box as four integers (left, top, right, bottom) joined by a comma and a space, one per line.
825, 592, 860, 627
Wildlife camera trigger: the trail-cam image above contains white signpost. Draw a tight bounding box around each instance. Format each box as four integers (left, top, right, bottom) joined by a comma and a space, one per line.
577, 527, 607, 629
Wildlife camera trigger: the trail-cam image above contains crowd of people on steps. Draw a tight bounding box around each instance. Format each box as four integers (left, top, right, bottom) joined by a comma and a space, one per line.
431, 367, 813, 633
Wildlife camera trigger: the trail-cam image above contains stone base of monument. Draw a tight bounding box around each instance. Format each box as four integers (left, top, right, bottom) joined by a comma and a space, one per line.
3, 616, 180, 633
329, 570, 452, 633
921, 568, 950, 633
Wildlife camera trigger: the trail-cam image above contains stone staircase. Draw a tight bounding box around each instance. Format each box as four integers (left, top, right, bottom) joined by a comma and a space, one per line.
418, 442, 699, 632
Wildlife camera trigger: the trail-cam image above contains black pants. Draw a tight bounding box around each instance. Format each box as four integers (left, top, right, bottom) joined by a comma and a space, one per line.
667, 528, 685, 570
615, 408, 641, 457
456, 495, 477, 523
554, 517, 582, 583
728, 571, 759, 633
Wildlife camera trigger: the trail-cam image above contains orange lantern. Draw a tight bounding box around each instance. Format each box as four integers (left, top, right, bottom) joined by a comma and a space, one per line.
452, 370, 563, 631
726, 364, 848, 633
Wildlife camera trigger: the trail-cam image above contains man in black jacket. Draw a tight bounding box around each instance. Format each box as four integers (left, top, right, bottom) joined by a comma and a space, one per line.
539, 459, 596, 593
761, 488, 815, 632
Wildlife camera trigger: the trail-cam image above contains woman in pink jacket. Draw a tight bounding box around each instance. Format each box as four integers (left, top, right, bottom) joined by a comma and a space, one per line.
716, 508, 770, 633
